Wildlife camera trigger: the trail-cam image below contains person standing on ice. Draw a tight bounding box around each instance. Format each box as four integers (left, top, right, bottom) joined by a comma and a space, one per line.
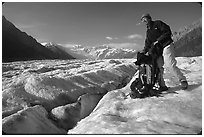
140, 13, 188, 90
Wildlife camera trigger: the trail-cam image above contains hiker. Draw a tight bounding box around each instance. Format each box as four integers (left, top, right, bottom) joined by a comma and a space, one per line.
140, 13, 188, 90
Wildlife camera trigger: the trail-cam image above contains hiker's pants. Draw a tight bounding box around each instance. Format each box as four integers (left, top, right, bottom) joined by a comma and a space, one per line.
157, 44, 187, 87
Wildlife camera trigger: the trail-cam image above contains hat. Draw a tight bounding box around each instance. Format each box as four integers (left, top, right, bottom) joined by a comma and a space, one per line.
141, 13, 151, 20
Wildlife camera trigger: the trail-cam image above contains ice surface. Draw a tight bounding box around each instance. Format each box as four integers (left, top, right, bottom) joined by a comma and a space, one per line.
68, 56, 202, 134
2, 57, 202, 134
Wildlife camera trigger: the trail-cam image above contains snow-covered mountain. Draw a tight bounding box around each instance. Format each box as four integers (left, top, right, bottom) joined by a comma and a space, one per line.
75, 44, 138, 59
42, 43, 138, 60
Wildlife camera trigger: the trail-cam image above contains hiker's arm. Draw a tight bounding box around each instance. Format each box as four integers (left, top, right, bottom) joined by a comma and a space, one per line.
156, 21, 172, 44
142, 37, 152, 54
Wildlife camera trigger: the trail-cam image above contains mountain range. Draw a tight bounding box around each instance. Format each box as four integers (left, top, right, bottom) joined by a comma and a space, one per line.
2, 16, 202, 62
43, 43, 138, 60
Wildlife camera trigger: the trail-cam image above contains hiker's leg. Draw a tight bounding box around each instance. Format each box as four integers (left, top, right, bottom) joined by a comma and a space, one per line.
157, 56, 166, 87
163, 44, 187, 82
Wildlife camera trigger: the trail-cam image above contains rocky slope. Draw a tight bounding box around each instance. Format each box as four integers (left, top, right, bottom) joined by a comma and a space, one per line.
2, 16, 74, 62
173, 18, 202, 57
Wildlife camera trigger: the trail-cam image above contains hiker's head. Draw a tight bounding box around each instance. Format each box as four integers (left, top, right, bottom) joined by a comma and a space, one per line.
141, 13, 152, 25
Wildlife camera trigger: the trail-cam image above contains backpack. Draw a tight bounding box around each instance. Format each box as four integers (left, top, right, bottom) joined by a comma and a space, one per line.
130, 52, 159, 98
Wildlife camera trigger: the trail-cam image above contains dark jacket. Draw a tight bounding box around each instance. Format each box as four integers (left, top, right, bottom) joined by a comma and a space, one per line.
143, 20, 173, 54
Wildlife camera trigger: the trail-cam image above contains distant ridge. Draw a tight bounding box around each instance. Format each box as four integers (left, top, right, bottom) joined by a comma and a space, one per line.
47, 43, 138, 60
44, 42, 75, 59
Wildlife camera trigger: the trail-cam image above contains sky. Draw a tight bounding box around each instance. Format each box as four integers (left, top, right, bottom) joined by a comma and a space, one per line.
2, 2, 202, 50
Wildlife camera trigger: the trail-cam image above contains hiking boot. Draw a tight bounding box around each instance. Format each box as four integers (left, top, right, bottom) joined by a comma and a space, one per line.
181, 80, 188, 90
159, 86, 168, 91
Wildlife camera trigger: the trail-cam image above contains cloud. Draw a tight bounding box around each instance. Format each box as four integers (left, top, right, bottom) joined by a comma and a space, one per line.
106, 37, 113, 40
106, 36, 118, 40
127, 34, 143, 40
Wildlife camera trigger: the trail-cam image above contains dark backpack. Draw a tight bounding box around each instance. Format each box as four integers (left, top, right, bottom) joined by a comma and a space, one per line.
130, 52, 159, 98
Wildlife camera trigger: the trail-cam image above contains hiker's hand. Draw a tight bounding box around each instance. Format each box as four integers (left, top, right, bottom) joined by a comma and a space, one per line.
154, 42, 163, 56
149, 42, 160, 55
153, 41, 159, 46
148, 41, 159, 55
